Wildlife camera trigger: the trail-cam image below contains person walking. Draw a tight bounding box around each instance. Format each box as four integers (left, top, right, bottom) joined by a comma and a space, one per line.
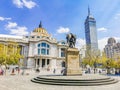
53, 68, 56, 74
12, 68, 14, 74
1, 69, 4, 75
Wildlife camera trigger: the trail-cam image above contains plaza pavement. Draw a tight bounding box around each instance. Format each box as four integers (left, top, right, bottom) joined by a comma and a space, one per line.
0, 69, 120, 90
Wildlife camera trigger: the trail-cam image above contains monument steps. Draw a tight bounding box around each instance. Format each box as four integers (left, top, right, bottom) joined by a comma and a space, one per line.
35, 77, 114, 83
31, 76, 118, 86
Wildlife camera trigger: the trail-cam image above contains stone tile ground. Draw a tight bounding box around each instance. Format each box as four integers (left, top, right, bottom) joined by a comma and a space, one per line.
0, 69, 120, 90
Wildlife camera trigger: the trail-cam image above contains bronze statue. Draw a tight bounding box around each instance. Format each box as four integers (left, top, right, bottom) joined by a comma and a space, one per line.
66, 33, 76, 48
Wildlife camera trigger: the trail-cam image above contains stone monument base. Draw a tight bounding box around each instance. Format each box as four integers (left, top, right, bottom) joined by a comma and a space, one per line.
66, 68, 82, 76
66, 48, 82, 76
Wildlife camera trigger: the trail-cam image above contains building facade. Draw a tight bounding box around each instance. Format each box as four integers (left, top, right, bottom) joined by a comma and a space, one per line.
0, 22, 67, 70
84, 7, 98, 51
104, 37, 120, 59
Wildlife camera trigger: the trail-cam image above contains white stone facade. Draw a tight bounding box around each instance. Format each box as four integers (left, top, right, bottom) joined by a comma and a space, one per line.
0, 23, 67, 70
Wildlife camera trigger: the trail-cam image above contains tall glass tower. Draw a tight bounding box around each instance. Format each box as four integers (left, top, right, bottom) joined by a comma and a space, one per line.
84, 7, 98, 51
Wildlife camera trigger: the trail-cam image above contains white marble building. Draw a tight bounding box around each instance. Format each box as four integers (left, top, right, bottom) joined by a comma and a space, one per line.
0, 22, 67, 70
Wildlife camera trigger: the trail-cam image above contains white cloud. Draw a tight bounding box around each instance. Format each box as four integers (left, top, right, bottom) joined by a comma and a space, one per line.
6, 22, 17, 28
98, 37, 108, 51
13, 0, 23, 8
115, 37, 120, 42
5, 21, 29, 36
76, 38, 85, 49
12, 0, 37, 9
22, 0, 37, 9
57, 27, 70, 34
0, 16, 11, 21
114, 13, 120, 19
10, 27, 28, 35
76, 38, 86, 57
97, 27, 108, 32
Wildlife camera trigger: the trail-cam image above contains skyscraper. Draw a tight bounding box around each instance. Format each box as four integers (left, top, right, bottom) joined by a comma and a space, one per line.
84, 7, 98, 51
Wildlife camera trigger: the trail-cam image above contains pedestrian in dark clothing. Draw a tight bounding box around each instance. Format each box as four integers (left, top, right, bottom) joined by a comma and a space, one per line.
53, 68, 56, 74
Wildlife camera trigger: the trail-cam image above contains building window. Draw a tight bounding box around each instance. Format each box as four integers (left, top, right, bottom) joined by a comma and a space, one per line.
47, 44, 49, 48
26, 36, 28, 38
38, 42, 50, 55
41, 48, 46, 55
61, 48, 65, 57
61, 42, 65, 44
47, 49, 49, 55
62, 61, 65, 67
47, 59, 50, 65
37, 36, 40, 38
42, 43, 46, 47
31, 36, 34, 38
38, 49, 40, 55
38, 44, 41, 47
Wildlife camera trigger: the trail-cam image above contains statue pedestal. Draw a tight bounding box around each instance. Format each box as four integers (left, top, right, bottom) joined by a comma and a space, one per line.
66, 48, 82, 75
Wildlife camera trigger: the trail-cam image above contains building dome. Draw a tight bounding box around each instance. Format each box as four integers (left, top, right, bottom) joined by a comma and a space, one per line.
33, 27, 47, 34
108, 37, 116, 44
32, 21, 49, 37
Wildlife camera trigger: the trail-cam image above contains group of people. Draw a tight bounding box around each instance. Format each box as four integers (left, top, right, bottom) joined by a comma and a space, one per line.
35, 68, 66, 75
11, 67, 21, 75
0, 67, 26, 76
1, 66, 66, 76
35, 68, 56, 74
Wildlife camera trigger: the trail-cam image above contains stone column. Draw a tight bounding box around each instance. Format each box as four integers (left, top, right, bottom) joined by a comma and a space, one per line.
22, 46, 25, 55
48, 59, 51, 70
40, 58, 42, 68
59, 48, 61, 57
35, 59, 37, 68
45, 59, 47, 68
23, 46, 24, 55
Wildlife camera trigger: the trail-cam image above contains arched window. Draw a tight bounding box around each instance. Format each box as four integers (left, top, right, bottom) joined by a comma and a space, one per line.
38, 42, 50, 55
38, 44, 41, 47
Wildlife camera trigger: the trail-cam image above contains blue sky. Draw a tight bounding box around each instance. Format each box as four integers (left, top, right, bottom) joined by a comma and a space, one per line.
0, 0, 120, 50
